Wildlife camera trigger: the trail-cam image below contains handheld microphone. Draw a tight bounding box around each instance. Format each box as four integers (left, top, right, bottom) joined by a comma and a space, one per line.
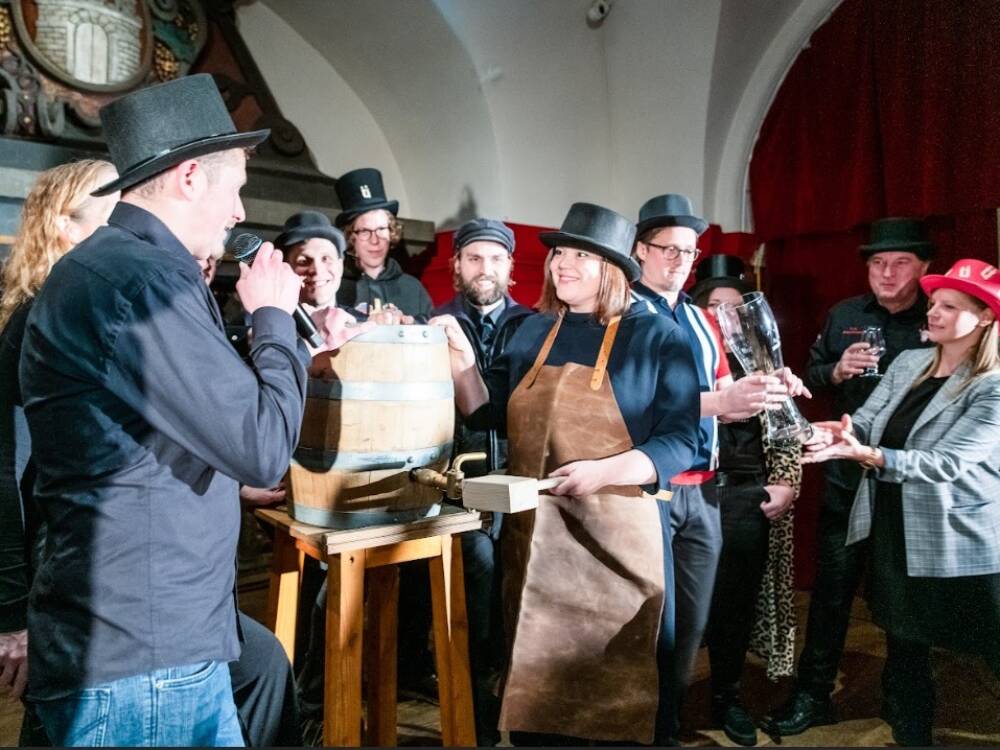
231, 233, 325, 349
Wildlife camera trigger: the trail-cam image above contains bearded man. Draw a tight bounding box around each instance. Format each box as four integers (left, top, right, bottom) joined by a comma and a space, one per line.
429, 218, 532, 746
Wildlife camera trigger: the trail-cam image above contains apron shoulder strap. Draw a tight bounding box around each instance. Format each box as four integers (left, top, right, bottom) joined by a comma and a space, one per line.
590, 315, 622, 390
523, 314, 564, 389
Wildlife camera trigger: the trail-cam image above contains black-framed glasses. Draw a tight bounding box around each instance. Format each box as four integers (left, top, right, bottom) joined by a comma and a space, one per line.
351, 226, 390, 242
644, 241, 701, 261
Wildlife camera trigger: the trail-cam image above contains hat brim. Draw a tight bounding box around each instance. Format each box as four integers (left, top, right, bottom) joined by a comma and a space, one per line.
91, 129, 271, 196
334, 200, 400, 228
539, 230, 641, 282
636, 214, 709, 237
920, 274, 1000, 320
689, 276, 753, 301
859, 240, 935, 258
274, 227, 346, 257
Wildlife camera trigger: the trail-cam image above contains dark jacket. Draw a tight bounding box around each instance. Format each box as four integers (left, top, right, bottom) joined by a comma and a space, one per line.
431, 294, 533, 476
805, 291, 929, 490
0, 302, 39, 634
19, 202, 310, 699
339, 256, 433, 319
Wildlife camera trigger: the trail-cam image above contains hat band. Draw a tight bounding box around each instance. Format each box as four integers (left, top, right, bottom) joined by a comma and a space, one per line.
118, 131, 234, 173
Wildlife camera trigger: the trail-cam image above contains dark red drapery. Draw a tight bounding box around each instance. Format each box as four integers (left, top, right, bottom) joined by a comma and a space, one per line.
749, 0, 1000, 587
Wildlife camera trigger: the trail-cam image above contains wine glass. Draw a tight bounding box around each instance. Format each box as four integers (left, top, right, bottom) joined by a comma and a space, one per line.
860, 326, 886, 378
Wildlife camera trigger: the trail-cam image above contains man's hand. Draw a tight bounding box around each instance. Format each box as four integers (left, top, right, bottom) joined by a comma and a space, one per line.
547, 459, 611, 497
429, 315, 477, 376
777, 367, 812, 399
235, 242, 302, 315
369, 306, 414, 326
239, 483, 286, 507
308, 307, 373, 356
0, 629, 28, 699
831, 342, 880, 385
721, 374, 788, 419
761, 482, 795, 520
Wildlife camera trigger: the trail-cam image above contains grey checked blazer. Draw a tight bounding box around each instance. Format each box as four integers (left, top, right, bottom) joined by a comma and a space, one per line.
846, 348, 1000, 577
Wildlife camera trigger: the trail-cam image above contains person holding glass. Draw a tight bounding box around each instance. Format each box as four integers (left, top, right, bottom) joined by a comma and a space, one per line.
432, 202, 701, 744
767, 218, 935, 735
802, 258, 1000, 746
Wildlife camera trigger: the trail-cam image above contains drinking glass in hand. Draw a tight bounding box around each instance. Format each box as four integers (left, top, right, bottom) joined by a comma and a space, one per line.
861, 326, 886, 378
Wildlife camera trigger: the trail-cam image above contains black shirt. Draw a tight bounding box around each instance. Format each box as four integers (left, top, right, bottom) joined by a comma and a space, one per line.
805, 291, 930, 489
20, 203, 310, 699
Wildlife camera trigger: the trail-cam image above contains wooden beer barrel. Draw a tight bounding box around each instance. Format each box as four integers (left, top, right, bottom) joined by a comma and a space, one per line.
287, 324, 455, 529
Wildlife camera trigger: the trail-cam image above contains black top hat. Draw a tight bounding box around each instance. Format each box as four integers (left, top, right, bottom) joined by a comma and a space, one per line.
689, 254, 753, 300
274, 211, 346, 257
453, 218, 515, 255
636, 193, 709, 237
334, 168, 399, 228
540, 203, 640, 282
859, 217, 935, 259
93, 74, 269, 196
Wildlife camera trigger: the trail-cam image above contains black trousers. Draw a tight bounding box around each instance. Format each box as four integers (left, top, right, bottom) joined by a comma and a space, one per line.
795, 481, 869, 701
705, 478, 771, 695
21, 610, 301, 747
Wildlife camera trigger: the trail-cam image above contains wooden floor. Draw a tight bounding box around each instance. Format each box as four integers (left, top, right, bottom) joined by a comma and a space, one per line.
3, 593, 998, 747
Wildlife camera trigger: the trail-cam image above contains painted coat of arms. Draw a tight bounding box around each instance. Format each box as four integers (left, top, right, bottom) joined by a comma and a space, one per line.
0, 0, 206, 133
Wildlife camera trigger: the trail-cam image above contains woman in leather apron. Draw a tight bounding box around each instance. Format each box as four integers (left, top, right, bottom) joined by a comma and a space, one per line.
432, 203, 701, 745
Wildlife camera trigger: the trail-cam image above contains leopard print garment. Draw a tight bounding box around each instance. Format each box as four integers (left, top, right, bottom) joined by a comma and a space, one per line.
748, 420, 802, 681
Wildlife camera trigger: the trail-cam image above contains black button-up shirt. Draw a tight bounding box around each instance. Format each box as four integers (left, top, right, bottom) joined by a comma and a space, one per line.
20, 203, 309, 699
805, 291, 930, 490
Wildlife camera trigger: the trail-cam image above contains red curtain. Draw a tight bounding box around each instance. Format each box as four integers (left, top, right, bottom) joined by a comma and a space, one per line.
749, 0, 1000, 587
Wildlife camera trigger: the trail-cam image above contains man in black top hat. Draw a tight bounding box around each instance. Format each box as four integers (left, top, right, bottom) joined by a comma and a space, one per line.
766, 217, 933, 737
19, 74, 364, 747
335, 167, 433, 319
430, 218, 532, 746
630, 194, 805, 741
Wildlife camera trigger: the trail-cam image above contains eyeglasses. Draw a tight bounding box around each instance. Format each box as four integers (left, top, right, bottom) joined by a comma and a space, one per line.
352, 226, 390, 242
644, 241, 701, 261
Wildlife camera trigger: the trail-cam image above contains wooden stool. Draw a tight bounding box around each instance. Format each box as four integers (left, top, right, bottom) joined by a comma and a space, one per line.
256, 506, 482, 747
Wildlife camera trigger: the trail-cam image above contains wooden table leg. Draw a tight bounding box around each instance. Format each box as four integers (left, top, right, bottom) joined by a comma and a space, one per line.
324, 549, 366, 748
265, 527, 301, 663
429, 534, 477, 747
364, 565, 399, 746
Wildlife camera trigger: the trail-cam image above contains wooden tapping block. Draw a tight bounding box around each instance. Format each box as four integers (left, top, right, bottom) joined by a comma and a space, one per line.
461, 475, 561, 513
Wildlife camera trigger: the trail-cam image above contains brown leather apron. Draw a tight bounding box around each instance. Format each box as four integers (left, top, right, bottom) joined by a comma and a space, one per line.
498, 314, 666, 744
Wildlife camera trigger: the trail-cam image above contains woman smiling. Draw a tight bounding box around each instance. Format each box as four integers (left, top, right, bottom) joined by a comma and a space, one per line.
432, 202, 701, 745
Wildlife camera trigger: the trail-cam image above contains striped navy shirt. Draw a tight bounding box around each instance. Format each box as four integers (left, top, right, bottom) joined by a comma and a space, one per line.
633, 282, 730, 471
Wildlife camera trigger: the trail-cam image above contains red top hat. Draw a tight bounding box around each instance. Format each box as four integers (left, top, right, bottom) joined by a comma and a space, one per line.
920, 258, 1000, 319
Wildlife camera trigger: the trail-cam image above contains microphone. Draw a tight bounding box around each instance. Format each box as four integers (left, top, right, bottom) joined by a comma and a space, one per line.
230, 233, 325, 349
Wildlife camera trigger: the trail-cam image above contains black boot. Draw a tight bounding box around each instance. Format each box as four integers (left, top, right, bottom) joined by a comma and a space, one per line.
711, 693, 758, 747
762, 690, 836, 737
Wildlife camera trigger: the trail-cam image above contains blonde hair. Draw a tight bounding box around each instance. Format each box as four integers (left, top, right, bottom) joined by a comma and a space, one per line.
344, 210, 404, 252
0, 159, 114, 331
536, 248, 631, 325
916, 296, 1000, 388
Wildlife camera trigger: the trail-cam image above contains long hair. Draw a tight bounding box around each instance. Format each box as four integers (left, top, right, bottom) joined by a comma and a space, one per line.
916, 296, 1000, 388
536, 248, 631, 325
0, 159, 114, 331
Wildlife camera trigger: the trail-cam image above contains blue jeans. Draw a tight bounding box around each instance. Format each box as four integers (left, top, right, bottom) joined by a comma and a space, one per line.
33, 660, 243, 747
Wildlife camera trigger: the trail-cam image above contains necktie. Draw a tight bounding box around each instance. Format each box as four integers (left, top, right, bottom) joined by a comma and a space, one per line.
478, 315, 496, 350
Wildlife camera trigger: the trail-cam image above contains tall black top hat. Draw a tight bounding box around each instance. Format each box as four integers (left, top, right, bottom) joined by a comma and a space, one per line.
859, 217, 935, 260
274, 211, 346, 257
93, 74, 270, 196
636, 193, 709, 237
540, 203, 640, 281
689, 254, 752, 300
334, 168, 399, 228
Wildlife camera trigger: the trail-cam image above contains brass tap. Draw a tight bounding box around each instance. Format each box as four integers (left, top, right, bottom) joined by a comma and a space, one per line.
410, 451, 487, 500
